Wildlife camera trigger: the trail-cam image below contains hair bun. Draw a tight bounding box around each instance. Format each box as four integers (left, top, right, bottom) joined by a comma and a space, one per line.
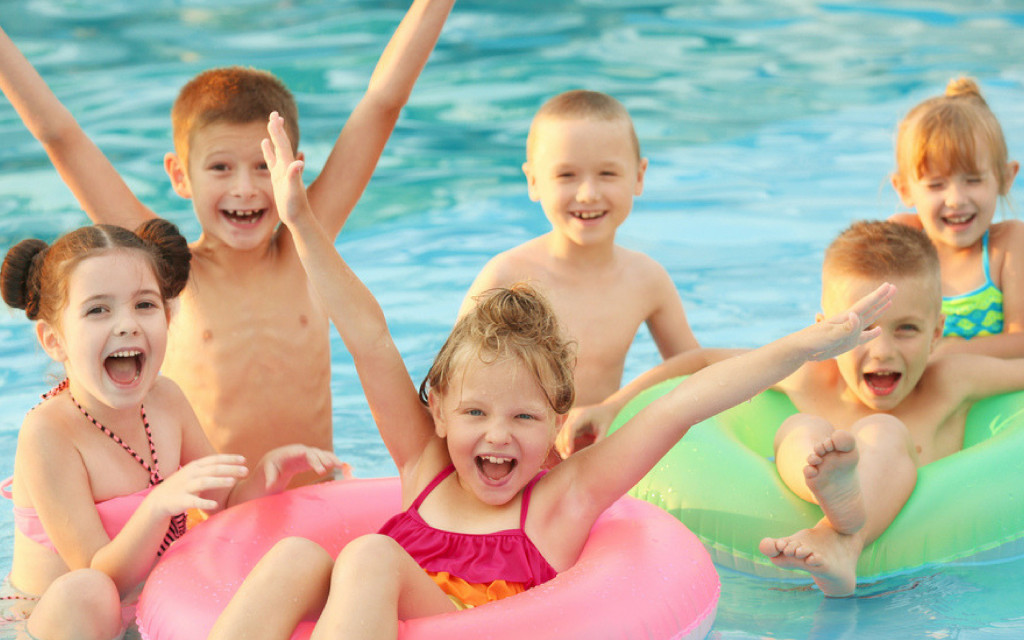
133, 219, 191, 298
1, 238, 49, 319
945, 76, 984, 101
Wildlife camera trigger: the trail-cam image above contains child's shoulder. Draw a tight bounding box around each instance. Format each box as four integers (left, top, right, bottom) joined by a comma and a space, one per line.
989, 218, 1024, 247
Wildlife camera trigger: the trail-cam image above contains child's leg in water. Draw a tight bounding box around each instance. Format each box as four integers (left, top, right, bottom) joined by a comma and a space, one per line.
760, 414, 917, 597
209, 537, 334, 639
311, 534, 457, 640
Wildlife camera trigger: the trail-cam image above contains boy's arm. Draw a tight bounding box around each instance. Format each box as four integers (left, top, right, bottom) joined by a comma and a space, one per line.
264, 114, 433, 471
0, 27, 155, 227
644, 262, 701, 358
550, 283, 895, 523
307, 0, 454, 239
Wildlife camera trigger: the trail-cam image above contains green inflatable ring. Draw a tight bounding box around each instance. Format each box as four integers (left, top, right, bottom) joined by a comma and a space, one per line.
608, 377, 1024, 579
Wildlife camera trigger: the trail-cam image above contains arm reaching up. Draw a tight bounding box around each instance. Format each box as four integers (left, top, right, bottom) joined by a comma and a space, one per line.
0, 27, 155, 227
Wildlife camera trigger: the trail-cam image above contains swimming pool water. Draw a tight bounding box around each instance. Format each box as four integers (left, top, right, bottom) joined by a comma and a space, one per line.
2, 1, 1023, 637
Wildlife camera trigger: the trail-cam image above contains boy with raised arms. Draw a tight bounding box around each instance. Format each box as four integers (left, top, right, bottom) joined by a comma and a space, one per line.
0, 0, 454, 485
569, 220, 1024, 595
459, 90, 699, 456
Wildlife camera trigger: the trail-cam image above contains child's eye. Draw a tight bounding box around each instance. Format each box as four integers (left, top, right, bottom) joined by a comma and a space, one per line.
85, 306, 106, 316
897, 324, 920, 334
137, 300, 160, 311
467, 409, 484, 417
516, 413, 536, 420
209, 163, 230, 172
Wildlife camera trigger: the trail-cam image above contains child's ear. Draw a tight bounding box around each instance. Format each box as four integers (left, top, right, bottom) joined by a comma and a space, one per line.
522, 162, 540, 202
891, 172, 915, 208
428, 391, 447, 439
634, 157, 649, 196
164, 153, 192, 199
36, 321, 66, 363
931, 313, 946, 349
1002, 161, 1020, 195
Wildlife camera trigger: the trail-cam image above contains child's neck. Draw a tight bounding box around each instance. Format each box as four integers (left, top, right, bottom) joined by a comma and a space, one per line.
544, 232, 616, 266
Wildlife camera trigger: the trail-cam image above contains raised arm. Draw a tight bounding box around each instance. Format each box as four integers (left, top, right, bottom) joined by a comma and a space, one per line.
264, 113, 433, 471
555, 347, 744, 457
307, 0, 455, 238
0, 27, 155, 227
551, 283, 895, 525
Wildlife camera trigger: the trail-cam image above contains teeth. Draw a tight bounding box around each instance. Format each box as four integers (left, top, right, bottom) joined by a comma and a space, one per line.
109, 350, 141, 358
227, 209, 260, 217
481, 455, 512, 464
574, 211, 604, 220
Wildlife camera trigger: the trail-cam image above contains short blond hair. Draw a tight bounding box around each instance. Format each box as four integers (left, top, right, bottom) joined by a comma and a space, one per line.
823, 220, 941, 308
171, 66, 299, 171
895, 77, 1012, 193
526, 90, 640, 163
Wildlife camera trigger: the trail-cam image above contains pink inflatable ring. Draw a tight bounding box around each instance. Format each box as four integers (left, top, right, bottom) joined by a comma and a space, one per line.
137, 477, 718, 639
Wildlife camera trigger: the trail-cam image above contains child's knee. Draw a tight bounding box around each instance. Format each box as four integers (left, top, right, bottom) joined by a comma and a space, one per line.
269, 536, 334, 570
774, 413, 833, 451
851, 415, 916, 458
335, 534, 404, 575
30, 569, 122, 640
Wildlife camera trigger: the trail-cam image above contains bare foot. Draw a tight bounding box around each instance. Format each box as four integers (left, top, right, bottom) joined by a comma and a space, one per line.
759, 524, 861, 597
804, 430, 865, 534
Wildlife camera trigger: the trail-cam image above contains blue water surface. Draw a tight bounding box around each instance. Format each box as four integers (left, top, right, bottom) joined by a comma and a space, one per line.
2, 1, 1023, 637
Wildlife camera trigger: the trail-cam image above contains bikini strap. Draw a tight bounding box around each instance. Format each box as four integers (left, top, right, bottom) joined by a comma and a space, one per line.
0, 477, 13, 501
69, 390, 163, 486
982, 229, 993, 284
410, 464, 456, 510
519, 470, 547, 530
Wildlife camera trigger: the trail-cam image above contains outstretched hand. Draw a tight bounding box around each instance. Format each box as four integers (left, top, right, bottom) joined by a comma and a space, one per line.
808, 282, 895, 361
261, 111, 310, 229
261, 444, 351, 494
150, 454, 249, 515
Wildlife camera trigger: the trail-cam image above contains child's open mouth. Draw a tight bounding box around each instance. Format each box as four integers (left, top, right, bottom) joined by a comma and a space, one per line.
222, 209, 266, 225
476, 455, 517, 481
864, 370, 901, 396
105, 349, 144, 385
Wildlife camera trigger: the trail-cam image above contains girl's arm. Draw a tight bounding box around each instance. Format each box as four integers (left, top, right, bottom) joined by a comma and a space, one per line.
555, 347, 743, 457
308, 0, 455, 239
545, 284, 894, 534
265, 113, 435, 473
0, 27, 155, 228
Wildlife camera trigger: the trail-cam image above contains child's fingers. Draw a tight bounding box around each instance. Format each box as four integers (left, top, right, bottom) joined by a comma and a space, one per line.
260, 137, 277, 168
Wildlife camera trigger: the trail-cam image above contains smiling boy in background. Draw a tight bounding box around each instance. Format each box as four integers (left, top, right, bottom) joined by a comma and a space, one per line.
459, 90, 699, 457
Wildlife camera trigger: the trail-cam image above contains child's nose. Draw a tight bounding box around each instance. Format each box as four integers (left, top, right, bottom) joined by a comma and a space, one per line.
484, 420, 512, 445
114, 316, 140, 337
231, 169, 259, 197
576, 178, 599, 202
944, 182, 967, 208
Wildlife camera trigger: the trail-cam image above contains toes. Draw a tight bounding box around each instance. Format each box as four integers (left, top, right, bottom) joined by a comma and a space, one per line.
758, 537, 783, 558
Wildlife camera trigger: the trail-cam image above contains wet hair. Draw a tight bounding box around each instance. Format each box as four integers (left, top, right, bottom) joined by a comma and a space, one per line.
1, 219, 191, 327
419, 284, 576, 415
895, 77, 1013, 194
526, 89, 641, 162
823, 220, 941, 304
171, 66, 299, 170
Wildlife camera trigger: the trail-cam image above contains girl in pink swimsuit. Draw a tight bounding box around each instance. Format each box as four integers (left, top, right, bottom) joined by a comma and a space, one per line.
0, 220, 345, 639
208, 114, 897, 639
